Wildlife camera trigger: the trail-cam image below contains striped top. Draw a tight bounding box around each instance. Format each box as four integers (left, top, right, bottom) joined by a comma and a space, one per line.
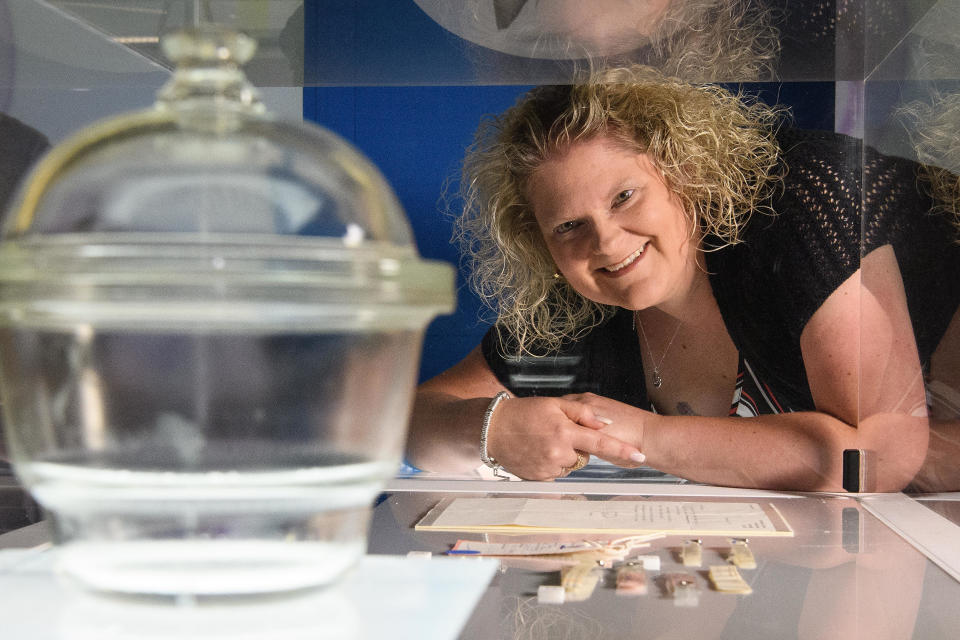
730, 357, 789, 417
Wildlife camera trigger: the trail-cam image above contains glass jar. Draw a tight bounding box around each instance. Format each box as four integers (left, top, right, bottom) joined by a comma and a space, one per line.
0, 26, 453, 597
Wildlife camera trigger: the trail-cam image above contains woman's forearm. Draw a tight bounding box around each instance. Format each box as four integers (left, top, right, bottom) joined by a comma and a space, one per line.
406, 389, 647, 479
409, 383, 930, 490
640, 411, 929, 492
405, 391, 491, 473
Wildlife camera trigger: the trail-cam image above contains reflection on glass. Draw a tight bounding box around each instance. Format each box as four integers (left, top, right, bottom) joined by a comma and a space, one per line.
0, 112, 48, 468
896, 87, 960, 493
877, 1, 960, 493
773, 498, 926, 640
415, 0, 780, 81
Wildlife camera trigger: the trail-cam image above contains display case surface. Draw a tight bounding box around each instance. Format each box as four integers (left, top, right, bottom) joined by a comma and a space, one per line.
3, 482, 960, 639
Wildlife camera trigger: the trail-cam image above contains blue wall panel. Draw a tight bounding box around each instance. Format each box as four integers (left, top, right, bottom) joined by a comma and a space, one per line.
305, 85, 530, 381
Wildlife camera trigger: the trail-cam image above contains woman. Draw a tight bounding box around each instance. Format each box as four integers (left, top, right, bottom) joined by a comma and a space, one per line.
406, 66, 932, 491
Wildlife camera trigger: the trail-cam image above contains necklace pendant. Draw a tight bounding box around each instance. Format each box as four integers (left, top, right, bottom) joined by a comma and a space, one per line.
635, 312, 680, 393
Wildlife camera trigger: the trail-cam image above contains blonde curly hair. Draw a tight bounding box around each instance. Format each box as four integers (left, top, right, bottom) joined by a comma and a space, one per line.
897, 90, 960, 230
645, 0, 781, 82
454, 66, 786, 354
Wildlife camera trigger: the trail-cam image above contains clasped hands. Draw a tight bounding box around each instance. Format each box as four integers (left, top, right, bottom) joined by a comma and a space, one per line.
484, 392, 648, 480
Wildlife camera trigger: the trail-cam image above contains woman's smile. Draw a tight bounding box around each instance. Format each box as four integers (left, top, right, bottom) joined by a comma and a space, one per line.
599, 244, 647, 276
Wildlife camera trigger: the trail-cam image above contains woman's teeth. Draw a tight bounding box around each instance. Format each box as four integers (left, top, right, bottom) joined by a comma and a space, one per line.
606, 247, 644, 272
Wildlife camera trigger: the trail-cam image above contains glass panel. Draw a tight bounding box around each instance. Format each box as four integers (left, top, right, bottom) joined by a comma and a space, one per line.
43, 0, 303, 88
861, 0, 960, 493
20, 1, 952, 84
0, 0, 166, 144
27, 1, 891, 85
3, 0, 959, 494
298, 0, 846, 85
296, 3, 869, 491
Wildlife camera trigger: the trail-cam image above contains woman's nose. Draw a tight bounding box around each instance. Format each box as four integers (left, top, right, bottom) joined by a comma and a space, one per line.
591, 219, 620, 255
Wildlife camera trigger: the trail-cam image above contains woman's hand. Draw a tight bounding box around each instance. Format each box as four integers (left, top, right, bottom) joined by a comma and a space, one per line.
486, 395, 645, 480
407, 347, 647, 478
563, 392, 649, 453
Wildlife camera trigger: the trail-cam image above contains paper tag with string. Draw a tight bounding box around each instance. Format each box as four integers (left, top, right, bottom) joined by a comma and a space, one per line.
447, 533, 665, 557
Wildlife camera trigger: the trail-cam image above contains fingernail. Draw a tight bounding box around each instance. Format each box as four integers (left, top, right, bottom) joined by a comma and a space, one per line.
630, 452, 646, 464
596, 416, 613, 425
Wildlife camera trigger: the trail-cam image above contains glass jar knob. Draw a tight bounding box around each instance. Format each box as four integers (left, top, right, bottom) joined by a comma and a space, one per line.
156, 26, 265, 132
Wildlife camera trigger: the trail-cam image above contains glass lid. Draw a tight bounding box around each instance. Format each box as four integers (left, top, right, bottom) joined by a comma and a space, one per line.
0, 26, 454, 332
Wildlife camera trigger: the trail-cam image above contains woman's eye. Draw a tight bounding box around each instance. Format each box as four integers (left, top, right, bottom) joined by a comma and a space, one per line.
613, 189, 634, 207
554, 220, 581, 235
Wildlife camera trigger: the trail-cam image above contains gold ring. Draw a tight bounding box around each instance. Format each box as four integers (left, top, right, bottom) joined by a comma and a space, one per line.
567, 451, 589, 473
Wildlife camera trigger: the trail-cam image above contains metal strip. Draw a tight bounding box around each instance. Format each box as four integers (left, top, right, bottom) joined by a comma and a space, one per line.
384, 477, 802, 499
861, 492, 960, 584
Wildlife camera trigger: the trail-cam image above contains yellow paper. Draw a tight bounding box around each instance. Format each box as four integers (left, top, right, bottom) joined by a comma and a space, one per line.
415, 497, 793, 536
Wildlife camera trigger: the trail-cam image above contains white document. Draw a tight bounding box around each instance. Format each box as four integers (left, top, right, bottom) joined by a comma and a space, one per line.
416, 497, 793, 536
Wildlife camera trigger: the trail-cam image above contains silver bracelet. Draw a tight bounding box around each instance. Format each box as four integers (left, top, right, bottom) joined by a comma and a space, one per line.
480, 391, 510, 476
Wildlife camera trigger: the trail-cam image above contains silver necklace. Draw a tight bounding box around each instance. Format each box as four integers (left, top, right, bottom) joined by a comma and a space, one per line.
634, 312, 682, 389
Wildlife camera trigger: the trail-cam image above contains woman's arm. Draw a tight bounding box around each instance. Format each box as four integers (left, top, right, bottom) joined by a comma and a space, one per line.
586, 246, 929, 491
405, 346, 645, 479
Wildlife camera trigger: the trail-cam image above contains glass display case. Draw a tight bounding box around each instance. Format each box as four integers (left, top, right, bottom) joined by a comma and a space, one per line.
1, 0, 958, 490
1, 1, 960, 637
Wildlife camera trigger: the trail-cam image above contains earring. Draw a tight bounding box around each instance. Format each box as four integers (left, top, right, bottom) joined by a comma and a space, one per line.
553, 272, 562, 280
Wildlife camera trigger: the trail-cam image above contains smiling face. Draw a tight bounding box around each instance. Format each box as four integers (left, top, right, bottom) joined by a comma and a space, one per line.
526, 136, 700, 311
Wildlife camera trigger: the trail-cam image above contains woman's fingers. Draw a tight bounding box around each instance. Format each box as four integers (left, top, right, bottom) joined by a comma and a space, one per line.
558, 396, 614, 429
485, 396, 645, 480
559, 394, 647, 466
569, 427, 646, 467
